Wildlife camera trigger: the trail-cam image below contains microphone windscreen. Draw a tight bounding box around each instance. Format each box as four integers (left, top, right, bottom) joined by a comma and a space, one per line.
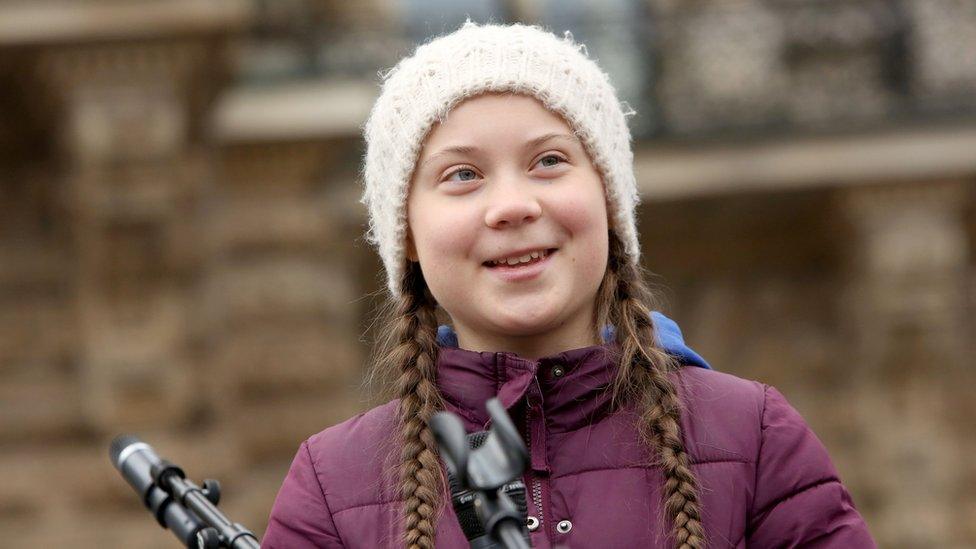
110, 434, 143, 467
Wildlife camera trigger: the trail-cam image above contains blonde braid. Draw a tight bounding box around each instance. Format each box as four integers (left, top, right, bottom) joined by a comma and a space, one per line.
376, 262, 445, 548
598, 231, 706, 548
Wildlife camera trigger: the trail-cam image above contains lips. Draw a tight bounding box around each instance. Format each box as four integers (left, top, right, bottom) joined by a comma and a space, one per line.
482, 248, 557, 283
483, 248, 558, 268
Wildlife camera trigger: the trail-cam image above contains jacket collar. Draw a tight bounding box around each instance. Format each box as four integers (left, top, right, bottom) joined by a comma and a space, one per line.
434, 312, 709, 432
435, 343, 616, 433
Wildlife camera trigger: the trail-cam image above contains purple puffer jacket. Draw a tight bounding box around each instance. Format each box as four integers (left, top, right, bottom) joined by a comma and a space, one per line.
264, 323, 874, 548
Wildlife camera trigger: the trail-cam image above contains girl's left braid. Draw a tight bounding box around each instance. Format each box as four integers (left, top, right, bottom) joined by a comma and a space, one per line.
598, 231, 706, 548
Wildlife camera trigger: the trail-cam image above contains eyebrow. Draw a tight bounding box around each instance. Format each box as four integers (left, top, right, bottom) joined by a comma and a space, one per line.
418, 132, 582, 171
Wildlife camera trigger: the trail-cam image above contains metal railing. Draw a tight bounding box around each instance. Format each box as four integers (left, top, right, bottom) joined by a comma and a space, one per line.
234, 0, 976, 140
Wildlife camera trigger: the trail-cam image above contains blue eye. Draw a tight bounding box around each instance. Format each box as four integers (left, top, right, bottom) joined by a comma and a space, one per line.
446, 167, 479, 182
537, 154, 566, 168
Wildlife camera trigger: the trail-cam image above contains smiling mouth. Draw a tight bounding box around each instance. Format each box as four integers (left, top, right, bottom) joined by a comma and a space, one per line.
483, 248, 557, 268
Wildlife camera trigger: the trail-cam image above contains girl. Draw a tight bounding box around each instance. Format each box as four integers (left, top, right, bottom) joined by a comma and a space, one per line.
263, 21, 874, 548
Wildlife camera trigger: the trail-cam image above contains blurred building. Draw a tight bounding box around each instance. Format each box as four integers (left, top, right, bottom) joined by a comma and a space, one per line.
0, 1, 974, 547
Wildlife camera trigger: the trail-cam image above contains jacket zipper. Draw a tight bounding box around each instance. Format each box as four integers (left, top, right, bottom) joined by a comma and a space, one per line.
523, 402, 544, 529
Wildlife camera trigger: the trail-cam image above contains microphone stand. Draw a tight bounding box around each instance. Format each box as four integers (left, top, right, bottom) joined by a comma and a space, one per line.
110, 435, 260, 549
430, 398, 531, 549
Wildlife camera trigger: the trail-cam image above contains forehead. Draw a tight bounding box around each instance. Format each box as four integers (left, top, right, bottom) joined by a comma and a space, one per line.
422, 93, 574, 148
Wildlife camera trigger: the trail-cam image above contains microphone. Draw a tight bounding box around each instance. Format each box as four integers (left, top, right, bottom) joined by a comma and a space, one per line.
110, 435, 259, 548
110, 435, 208, 546
431, 398, 531, 549
447, 431, 529, 547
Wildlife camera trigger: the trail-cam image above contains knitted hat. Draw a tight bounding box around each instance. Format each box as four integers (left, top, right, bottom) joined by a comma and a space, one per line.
361, 20, 641, 297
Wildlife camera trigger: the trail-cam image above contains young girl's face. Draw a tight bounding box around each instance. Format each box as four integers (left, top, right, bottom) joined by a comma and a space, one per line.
406, 93, 609, 358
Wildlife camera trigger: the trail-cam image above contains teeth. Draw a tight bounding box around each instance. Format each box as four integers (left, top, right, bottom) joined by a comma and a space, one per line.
491, 249, 549, 266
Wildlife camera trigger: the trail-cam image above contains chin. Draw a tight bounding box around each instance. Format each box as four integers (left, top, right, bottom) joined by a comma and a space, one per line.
488, 311, 561, 337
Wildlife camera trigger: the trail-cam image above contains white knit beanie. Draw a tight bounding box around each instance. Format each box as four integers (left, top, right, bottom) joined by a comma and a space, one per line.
361, 20, 641, 297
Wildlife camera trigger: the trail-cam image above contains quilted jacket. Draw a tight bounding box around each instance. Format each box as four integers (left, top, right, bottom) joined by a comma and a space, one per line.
263, 314, 874, 548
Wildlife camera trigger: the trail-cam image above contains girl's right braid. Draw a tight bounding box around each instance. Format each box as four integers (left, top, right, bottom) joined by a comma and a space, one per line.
390, 263, 445, 549
601, 232, 706, 549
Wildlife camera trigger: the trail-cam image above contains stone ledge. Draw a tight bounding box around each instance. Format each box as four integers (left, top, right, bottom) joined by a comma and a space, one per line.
0, 0, 253, 46
636, 123, 976, 200
211, 79, 377, 143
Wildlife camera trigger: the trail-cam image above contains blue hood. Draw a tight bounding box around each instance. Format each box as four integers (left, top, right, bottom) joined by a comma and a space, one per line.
436, 311, 711, 370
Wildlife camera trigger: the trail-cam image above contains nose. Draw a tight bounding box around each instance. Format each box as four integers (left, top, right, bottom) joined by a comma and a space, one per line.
484, 177, 543, 229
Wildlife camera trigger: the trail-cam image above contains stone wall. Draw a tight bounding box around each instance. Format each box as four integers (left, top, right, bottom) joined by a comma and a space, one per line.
642, 184, 976, 547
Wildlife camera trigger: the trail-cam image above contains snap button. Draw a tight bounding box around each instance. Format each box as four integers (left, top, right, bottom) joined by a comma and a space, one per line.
526, 516, 540, 531
551, 365, 565, 378
556, 519, 572, 533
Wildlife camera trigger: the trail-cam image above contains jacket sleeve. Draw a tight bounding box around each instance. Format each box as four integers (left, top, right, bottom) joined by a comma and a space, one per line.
746, 386, 875, 548
263, 440, 344, 548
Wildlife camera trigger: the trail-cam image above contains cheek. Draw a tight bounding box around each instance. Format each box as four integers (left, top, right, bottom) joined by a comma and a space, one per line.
409, 200, 481, 294
558, 192, 609, 249
553, 188, 610, 285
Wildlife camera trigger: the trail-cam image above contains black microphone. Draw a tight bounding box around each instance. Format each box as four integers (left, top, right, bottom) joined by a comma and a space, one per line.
110, 435, 260, 548
432, 398, 531, 549
110, 435, 207, 547
447, 431, 529, 547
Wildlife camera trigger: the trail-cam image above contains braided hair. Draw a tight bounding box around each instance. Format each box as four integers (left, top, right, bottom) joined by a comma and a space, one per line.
596, 231, 706, 548
371, 262, 445, 548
